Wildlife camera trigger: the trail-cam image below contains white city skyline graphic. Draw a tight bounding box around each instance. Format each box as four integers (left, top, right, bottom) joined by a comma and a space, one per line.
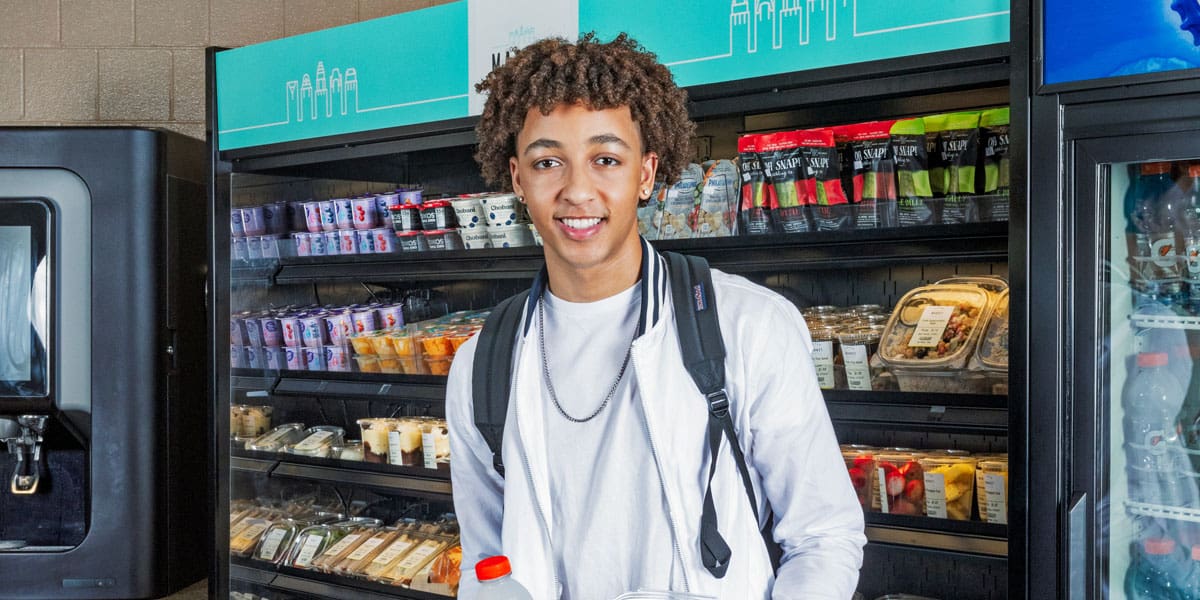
665, 0, 1008, 67
219, 60, 468, 135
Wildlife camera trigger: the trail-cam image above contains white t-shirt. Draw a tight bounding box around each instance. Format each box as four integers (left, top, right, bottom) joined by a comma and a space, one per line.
537, 283, 676, 599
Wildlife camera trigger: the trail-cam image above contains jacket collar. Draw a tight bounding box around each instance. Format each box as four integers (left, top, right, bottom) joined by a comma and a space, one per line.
521, 236, 668, 339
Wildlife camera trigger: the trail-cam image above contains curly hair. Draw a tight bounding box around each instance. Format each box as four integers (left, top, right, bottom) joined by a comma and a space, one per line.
473, 32, 696, 191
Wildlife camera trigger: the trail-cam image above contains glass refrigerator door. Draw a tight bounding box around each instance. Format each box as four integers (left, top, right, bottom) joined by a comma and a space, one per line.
1103, 157, 1200, 599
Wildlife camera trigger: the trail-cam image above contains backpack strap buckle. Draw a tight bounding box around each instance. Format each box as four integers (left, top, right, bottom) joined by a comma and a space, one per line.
706, 390, 729, 418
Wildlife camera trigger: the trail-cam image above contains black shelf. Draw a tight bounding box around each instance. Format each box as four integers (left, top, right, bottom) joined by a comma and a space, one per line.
231, 260, 280, 285
864, 512, 1007, 557
257, 222, 1007, 285
825, 390, 1008, 434
230, 368, 447, 402
231, 449, 452, 499
230, 557, 452, 600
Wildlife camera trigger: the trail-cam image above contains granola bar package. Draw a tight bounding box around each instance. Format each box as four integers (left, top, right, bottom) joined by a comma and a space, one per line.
694, 160, 740, 237
759, 131, 812, 234
798, 128, 852, 231
737, 134, 773, 235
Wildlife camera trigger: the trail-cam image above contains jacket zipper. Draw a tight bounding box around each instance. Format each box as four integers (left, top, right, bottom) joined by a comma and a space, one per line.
632, 346, 692, 594
512, 332, 561, 597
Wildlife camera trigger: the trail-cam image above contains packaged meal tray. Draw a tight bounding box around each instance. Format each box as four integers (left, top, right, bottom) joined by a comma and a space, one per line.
309, 518, 384, 572
374, 533, 458, 587
253, 518, 308, 564
878, 284, 995, 393
245, 422, 306, 452
284, 425, 346, 458
331, 524, 407, 576
286, 522, 351, 570
972, 288, 1010, 395
230, 512, 281, 556
359, 521, 440, 580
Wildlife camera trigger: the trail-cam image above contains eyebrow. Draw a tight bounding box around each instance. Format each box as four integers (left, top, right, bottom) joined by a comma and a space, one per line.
521, 133, 632, 156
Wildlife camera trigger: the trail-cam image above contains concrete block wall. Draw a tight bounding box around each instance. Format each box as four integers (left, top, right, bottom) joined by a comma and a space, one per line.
0, 0, 453, 140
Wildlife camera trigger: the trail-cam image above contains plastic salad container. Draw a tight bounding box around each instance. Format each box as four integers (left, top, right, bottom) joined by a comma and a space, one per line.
972, 288, 1010, 395
878, 284, 993, 393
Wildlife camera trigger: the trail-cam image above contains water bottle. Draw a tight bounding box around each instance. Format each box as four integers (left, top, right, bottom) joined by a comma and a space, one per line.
1131, 162, 1185, 308
1126, 538, 1184, 599
474, 555, 534, 600
1125, 352, 1186, 541
1177, 545, 1200, 600
1180, 164, 1200, 315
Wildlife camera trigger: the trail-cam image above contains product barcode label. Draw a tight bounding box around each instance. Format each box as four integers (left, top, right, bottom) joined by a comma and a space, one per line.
372, 538, 415, 566
877, 467, 890, 513
346, 536, 386, 562
923, 472, 948, 518
293, 535, 325, 568
843, 344, 872, 391
257, 528, 288, 560
322, 533, 361, 559
909, 306, 955, 348
422, 432, 437, 469
812, 340, 835, 389
387, 431, 404, 465
394, 541, 438, 571
294, 430, 333, 452
984, 473, 1008, 524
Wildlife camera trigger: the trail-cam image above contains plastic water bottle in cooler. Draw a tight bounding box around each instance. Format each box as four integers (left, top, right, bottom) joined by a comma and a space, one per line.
1178, 164, 1200, 314
1124, 352, 1186, 544
1129, 162, 1185, 308
1126, 538, 1185, 600
474, 556, 534, 600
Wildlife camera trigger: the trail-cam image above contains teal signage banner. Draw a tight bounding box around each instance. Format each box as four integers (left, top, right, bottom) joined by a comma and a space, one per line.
216, 0, 1009, 151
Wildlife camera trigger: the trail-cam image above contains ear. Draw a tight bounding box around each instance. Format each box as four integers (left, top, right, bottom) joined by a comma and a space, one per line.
641, 151, 659, 197
509, 156, 524, 200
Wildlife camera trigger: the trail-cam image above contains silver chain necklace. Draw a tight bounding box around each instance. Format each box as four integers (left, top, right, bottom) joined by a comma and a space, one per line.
538, 298, 636, 423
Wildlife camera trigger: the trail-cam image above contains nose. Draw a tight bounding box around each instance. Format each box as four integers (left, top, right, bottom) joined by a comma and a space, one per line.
559, 162, 598, 206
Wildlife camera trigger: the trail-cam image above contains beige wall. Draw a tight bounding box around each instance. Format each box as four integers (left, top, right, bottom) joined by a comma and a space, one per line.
0, 0, 455, 141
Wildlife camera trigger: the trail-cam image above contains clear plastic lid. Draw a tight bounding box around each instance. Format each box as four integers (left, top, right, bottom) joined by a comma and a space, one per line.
286, 426, 346, 457
974, 288, 1010, 371
246, 423, 306, 452
253, 518, 306, 564
878, 284, 992, 370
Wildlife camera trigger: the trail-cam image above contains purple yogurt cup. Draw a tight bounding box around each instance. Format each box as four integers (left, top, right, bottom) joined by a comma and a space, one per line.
338, 229, 358, 255
303, 201, 323, 233
334, 198, 354, 230
241, 206, 266, 236
285, 346, 305, 370
319, 200, 337, 232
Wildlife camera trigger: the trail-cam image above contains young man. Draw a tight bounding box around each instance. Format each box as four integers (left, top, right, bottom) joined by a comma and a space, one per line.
446, 33, 866, 599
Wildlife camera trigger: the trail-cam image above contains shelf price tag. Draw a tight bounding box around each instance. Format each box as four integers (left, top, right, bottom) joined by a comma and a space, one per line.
843, 344, 872, 391
909, 305, 954, 348
877, 467, 890, 513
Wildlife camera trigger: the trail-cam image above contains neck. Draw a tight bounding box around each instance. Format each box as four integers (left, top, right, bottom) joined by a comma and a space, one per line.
545, 236, 643, 303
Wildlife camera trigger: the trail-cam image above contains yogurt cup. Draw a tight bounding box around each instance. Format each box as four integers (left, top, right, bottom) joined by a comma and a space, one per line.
352, 309, 379, 335
230, 317, 247, 346
449, 197, 486, 229
231, 237, 248, 261
245, 346, 263, 369
245, 236, 264, 260
231, 211, 245, 237
309, 232, 327, 256
243, 317, 263, 348
301, 314, 329, 347
263, 346, 287, 370
260, 317, 283, 347
441, 229, 464, 250
389, 205, 422, 232
372, 228, 397, 254
323, 231, 340, 256
293, 232, 313, 257
285, 346, 305, 370
423, 230, 448, 251
318, 200, 337, 232
487, 224, 535, 248
230, 345, 247, 368
375, 193, 398, 222
482, 194, 523, 227
303, 346, 325, 371
241, 206, 267, 236
260, 235, 283, 259
287, 200, 307, 232
399, 189, 423, 206
396, 230, 428, 252
338, 229, 358, 254
419, 200, 456, 230
460, 226, 490, 249
352, 197, 378, 230
279, 315, 304, 346
324, 345, 350, 372
378, 304, 405, 330
355, 229, 375, 254
303, 201, 323, 233
261, 202, 284, 234
333, 198, 354, 229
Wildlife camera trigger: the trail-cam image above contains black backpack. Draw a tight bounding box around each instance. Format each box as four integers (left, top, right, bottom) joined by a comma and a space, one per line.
471, 251, 779, 578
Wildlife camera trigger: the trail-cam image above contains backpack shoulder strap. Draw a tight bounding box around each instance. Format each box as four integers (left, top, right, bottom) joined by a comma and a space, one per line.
471, 289, 530, 478
664, 251, 762, 579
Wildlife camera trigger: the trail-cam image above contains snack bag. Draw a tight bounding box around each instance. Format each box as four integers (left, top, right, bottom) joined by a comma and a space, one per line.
978, 107, 1010, 223
637, 180, 666, 240
935, 111, 982, 225
737, 134, 773, 235
694, 160, 740, 237
837, 122, 894, 230
659, 164, 704, 240
798, 128, 851, 231
923, 113, 949, 197
891, 118, 934, 226
759, 131, 812, 234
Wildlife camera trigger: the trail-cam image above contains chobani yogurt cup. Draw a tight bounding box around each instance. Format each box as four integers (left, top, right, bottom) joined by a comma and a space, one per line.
231, 345, 247, 368
338, 229, 358, 254
285, 346, 305, 370
459, 226, 490, 249
303, 346, 325, 371
263, 346, 287, 370
333, 198, 354, 229
319, 200, 337, 232
293, 232, 313, 257
231, 210, 245, 237
378, 304, 405, 330
450, 197, 486, 229
303, 201, 323, 233
231, 237, 248, 261
352, 197, 378, 230
260, 317, 283, 346
355, 229, 374, 254
324, 345, 350, 372
245, 346, 263, 369
352, 309, 379, 335
372, 228, 396, 254
376, 193, 399, 221
309, 232, 327, 256
279, 315, 303, 347
323, 231, 341, 256
241, 206, 266, 236
301, 314, 328, 347
243, 317, 263, 348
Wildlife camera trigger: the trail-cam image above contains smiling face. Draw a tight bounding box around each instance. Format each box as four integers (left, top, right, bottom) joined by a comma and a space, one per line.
510, 103, 658, 301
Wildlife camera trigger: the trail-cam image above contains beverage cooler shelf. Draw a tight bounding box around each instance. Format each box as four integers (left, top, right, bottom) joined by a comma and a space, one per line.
824, 391, 1008, 433
237, 223, 1007, 285
865, 513, 1008, 557
1129, 313, 1200, 330
230, 368, 447, 401
230, 449, 452, 499
231, 558, 452, 600
1126, 500, 1200, 523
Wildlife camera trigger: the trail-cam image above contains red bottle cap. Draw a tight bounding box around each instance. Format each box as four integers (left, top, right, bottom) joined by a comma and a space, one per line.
475, 555, 513, 581
1145, 538, 1176, 555
1142, 162, 1173, 175
1137, 352, 1169, 368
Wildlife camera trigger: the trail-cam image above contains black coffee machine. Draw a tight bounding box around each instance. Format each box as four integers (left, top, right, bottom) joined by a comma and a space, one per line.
0, 128, 209, 598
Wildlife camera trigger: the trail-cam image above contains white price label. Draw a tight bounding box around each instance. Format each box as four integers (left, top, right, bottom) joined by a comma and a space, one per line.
388, 431, 404, 465
422, 432, 437, 469
923, 472, 948, 518
257, 528, 288, 560
394, 540, 439, 571
843, 344, 872, 391
293, 430, 333, 452
985, 473, 1008, 524
293, 535, 325, 568
812, 340, 835, 389
372, 538, 415, 566
877, 467, 889, 513
909, 305, 955, 348
236, 522, 268, 544
322, 533, 362, 559
347, 536, 386, 562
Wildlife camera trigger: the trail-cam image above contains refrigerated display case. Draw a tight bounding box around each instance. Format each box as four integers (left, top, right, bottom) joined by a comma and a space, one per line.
209, 11, 1020, 600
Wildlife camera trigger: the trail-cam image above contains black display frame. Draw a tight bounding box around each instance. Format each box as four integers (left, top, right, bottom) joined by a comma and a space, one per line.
0, 199, 52, 401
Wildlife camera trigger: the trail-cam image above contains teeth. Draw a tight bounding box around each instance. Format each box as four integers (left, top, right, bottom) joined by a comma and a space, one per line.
561, 217, 601, 230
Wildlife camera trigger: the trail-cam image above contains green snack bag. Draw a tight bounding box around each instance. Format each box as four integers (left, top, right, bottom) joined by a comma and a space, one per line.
759, 131, 812, 234
978, 107, 1010, 222
923, 113, 949, 198
737, 134, 773, 235
938, 111, 982, 225
891, 118, 935, 227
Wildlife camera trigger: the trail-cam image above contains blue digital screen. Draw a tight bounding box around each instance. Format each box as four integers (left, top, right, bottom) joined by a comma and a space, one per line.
1044, 0, 1200, 85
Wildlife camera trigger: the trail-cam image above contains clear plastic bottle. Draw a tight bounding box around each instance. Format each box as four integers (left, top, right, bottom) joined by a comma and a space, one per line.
1131, 162, 1184, 307
474, 555, 534, 600
1176, 545, 1200, 600
1126, 538, 1183, 600
1178, 164, 1200, 315
1124, 352, 1186, 542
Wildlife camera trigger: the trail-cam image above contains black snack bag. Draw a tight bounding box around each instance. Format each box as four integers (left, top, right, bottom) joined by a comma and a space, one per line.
977, 107, 1010, 223
890, 118, 934, 227
935, 111, 982, 225
836, 121, 899, 230
800, 128, 852, 231
759, 131, 812, 234
737, 134, 773, 235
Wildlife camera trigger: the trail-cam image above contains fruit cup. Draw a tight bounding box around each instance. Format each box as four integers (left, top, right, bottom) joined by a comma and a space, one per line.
919, 456, 978, 520
977, 457, 1009, 524
421, 332, 454, 357
349, 334, 375, 357
874, 452, 926, 516
425, 357, 453, 376
841, 449, 876, 511
389, 330, 419, 357
368, 331, 397, 357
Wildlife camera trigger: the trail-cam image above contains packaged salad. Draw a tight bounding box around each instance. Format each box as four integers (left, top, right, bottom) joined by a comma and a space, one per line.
878, 284, 994, 393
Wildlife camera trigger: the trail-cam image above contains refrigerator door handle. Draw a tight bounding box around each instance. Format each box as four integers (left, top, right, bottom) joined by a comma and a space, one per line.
1067, 491, 1088, 600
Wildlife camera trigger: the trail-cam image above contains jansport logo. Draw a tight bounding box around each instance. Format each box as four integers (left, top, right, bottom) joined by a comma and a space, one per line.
693, 283, 707, 312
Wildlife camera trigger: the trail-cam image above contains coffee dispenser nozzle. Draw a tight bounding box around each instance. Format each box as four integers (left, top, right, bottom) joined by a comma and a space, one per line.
2, 415, 48, 495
